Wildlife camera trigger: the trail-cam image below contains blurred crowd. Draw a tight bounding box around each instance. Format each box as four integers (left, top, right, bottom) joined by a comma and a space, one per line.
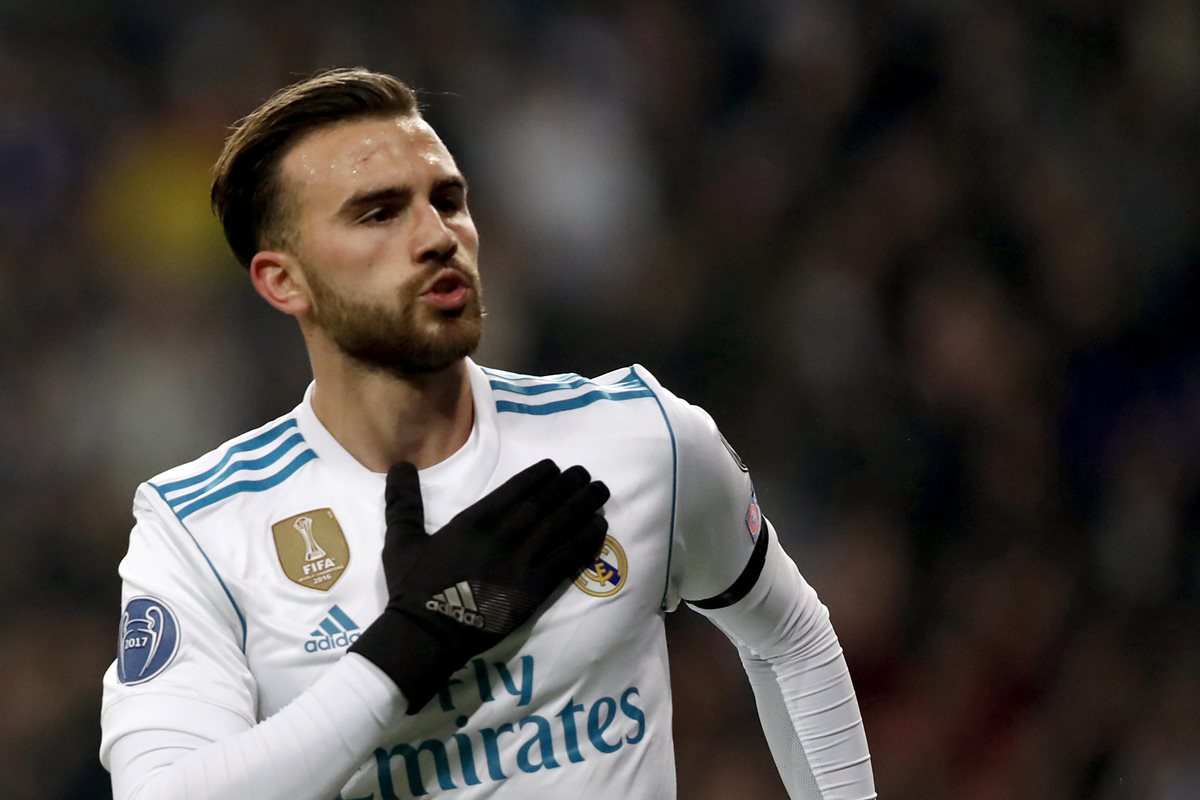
2, 1, 1198, 798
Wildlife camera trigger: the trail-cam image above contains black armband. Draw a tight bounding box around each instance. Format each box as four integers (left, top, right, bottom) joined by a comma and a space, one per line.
686, 520, 771, 610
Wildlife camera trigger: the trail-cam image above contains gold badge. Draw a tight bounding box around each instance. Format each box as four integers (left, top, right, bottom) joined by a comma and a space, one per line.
271, 508, 349, 592
574, 535, 628, 597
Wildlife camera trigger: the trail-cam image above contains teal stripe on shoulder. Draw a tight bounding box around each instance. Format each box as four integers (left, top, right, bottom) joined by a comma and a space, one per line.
488, 376, 593, 396
174, 449, 318, 520
488, 366, 652, 414
165, 432, 306, 511
496, 387, 656, 416
157, 419, 299, 495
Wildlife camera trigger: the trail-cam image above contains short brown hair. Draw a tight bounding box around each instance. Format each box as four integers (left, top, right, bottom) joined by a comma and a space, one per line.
211, 68, 419, 268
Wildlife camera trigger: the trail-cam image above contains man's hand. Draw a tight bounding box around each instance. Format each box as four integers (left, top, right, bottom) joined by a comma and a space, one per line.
349, 459, 610, 712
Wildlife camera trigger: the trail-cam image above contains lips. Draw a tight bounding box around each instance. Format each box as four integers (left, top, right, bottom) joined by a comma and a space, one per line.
420, 268, 472, 311
421, 268, 469, 295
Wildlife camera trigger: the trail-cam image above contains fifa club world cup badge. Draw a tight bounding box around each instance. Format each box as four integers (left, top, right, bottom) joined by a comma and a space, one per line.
745, 490, 762, 544
117, 596, 180, 685
574, 535, 629, 597
271, 508, 350, 592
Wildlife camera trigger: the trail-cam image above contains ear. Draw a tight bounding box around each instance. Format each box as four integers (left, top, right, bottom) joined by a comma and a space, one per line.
250, 250, 312, 317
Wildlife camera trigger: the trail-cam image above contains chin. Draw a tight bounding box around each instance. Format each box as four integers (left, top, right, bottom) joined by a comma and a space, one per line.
374, 324, 482, 377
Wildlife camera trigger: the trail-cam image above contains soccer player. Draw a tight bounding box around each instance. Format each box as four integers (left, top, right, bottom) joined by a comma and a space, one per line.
100, 69, 876, 799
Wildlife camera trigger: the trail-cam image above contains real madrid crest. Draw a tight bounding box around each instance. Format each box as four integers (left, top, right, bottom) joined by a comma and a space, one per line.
271, 508, 349, 592
574, 534, 628, 597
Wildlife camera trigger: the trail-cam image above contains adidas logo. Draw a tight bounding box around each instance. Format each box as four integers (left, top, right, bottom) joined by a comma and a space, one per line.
304, 604, 361, 653
426, 581, 487, 629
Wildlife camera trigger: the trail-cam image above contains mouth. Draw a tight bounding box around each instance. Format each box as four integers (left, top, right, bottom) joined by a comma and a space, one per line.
419, 268, 472, 311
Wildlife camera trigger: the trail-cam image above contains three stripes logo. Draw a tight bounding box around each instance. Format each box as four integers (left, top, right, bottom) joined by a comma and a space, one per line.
304, 605, 361, 653
426, 582, 487, 629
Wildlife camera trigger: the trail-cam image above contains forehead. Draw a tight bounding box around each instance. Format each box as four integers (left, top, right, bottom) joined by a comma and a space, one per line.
280, 115, 458, 207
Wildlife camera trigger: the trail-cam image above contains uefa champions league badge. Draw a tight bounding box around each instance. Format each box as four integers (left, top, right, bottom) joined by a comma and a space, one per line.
745, 490, 762, 544
117, 596, 180, 685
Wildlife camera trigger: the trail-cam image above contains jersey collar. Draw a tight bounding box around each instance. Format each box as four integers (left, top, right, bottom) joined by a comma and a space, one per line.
294, 359, 503, 521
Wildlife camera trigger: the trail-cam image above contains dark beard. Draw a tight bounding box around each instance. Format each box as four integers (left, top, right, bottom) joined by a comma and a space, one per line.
306, 266, 483, 378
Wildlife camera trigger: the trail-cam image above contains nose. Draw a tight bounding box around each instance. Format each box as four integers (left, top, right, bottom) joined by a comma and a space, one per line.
412, 202, 457, 265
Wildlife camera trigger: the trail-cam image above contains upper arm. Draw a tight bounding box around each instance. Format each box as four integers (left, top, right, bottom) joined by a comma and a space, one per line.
651, 379, 763, 609
101, 484, 258, 767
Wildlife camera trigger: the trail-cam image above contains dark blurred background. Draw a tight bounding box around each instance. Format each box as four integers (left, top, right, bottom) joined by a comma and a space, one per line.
2, 1, 1199, 798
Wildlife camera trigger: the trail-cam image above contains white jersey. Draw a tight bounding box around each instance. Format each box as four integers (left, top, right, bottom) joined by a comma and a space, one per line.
101, 360, 763, 799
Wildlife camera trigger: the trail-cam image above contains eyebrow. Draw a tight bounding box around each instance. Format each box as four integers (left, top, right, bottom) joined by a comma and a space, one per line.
337, 176, 469, 219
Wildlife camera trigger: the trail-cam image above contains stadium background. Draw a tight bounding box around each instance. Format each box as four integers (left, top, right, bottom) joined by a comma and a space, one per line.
2, 1, 1198, 797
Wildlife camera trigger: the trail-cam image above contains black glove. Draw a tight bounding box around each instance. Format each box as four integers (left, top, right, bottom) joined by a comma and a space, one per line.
349, 459, 610, 713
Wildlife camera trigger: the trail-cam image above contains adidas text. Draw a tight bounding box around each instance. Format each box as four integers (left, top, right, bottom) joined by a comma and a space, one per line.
426, 598, 487, 628
304, 605, 362, 653
305, 630, 361, 652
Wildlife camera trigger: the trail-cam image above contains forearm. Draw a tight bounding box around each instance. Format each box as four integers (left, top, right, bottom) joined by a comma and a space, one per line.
692, 526, 876, 800
106, 654, 403, 800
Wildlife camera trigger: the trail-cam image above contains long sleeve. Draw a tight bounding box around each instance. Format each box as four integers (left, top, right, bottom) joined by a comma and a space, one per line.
105, 652, 404, 800
635, 366, 876, 797
101, 483, 406, 799
690, 523, 876, 800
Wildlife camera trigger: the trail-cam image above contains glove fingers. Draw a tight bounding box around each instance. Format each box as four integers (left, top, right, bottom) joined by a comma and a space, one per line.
385, 462, 425, 539
498, 465, 592, 539
525, 480, 611, 568
542, 510, 610, 577
564, 479, 611, 516
473, 459, 561, 525
546, 479, 610, 530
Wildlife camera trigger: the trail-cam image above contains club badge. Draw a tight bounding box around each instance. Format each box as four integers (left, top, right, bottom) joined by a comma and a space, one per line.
574, 535, 629, 598
271, 508, 350, 592
117, 596, 180, 685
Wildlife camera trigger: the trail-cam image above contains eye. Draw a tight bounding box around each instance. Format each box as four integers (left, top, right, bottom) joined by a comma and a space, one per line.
432, 188, 467, 215
357, 206, 398, 225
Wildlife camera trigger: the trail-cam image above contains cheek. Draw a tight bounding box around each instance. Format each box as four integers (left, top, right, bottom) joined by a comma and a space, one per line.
456, 219, 481, 257
309, 229, 392, 277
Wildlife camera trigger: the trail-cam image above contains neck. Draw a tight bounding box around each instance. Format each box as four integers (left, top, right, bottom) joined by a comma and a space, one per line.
309, 354, 475, 473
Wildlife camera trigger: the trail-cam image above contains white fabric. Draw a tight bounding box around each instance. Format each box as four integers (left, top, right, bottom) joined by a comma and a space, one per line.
101, 359, 874, 798
693, 527, 877, 800
107, 654, 402, 800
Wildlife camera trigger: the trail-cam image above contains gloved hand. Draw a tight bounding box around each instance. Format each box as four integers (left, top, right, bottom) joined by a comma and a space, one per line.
349, 459, 610, 712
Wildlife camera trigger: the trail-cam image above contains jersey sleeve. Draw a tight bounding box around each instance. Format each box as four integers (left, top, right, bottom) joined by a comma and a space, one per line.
635, 368, 762, 610
638, 368, 876, 799
100, 482, 258, 762
101, 485, 408, 800
693, 526, 877, 799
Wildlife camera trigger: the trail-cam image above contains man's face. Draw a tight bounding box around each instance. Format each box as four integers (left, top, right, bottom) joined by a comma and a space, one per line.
278, 114, 483, 377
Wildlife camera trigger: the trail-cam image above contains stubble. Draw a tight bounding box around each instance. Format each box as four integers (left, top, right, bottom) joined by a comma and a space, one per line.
305, 265, 484, 378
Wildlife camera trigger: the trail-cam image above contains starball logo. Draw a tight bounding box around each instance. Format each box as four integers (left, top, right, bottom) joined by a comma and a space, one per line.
117, 596, 180, 685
